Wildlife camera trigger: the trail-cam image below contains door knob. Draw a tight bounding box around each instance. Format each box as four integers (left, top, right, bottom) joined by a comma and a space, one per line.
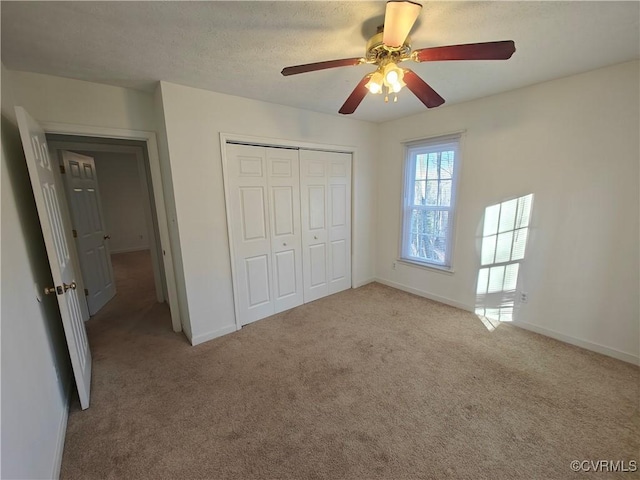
63, 282, 77, 292
104, 234, 111, 240
44, 286, 57, 295
314, 235, 318, 240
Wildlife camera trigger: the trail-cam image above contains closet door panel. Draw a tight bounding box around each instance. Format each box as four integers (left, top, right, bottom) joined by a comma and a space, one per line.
226, 144, 274, 325
300, 150, 329, 302
327, 153, 352, 294
267, 148, 303, 313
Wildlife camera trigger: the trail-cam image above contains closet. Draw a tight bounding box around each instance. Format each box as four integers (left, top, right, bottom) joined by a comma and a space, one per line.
224, 142, 351, 326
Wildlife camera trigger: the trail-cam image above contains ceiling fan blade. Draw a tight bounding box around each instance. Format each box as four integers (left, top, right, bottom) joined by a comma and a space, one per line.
281, 57, 364, 76
339, 74, 372, 115
383, 1, 422, 48
414, 40, 516, 62
403, 69, 445, 108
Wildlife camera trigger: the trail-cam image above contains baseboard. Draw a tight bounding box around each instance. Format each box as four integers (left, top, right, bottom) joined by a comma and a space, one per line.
512, 320, 640, 365
190, 324, 237, 346
353, 277, 376, 288
375, 278, 639, 365
374, 277, 473, 312
51, 380, 72, 479
109, 246, 150, 254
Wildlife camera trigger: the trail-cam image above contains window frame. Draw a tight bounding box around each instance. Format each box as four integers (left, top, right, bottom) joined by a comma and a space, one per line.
400, 134, 462, 271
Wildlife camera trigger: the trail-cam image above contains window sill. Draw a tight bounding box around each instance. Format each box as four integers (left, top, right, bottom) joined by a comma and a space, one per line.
397, 258, 455, 275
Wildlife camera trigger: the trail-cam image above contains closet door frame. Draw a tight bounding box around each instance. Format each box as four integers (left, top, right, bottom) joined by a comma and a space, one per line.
220, 133, 356, 331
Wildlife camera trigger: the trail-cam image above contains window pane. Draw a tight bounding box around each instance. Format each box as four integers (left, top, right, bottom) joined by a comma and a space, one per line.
422, 179, 452, 207
427, 152, 439, 179
439, 151, 455, 179
415, 155, 427, 180
438, 180, 452, 206
426, 180, 438, 205
408, 209, 449, 263
414, 180, 426, 205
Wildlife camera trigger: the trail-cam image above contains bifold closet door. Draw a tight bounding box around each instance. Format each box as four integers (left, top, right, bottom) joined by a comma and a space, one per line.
300, 150, 352, 303
225, 144, 303, 326
267, 148, 304, 314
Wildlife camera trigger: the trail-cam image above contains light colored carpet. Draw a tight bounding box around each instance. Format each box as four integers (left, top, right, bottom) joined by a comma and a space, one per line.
61, 251, 639, 479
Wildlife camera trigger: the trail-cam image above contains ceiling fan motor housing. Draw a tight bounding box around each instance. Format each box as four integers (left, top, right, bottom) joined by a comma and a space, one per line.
365, 30, 412, 65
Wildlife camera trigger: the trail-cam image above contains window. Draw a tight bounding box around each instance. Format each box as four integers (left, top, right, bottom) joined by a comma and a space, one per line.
401, 135, 461, 270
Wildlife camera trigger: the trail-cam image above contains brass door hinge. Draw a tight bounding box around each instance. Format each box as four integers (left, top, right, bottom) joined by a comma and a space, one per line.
60, 165, 66, 174
72, 229, 77, 238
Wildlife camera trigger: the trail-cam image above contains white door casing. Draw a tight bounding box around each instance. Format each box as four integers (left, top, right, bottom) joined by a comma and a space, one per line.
39, 123, 181, 334
224, 144, 304, 326
61, 151, 116, 315
15, 106, 92, 410
300, 150, 352, 302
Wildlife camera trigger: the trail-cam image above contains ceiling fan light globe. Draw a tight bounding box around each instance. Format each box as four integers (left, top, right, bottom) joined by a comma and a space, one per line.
367, 82, 382, 94
386, 70, 399, 84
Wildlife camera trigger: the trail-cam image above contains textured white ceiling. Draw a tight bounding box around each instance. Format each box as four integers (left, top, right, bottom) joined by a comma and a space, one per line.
2, 1, 638, 123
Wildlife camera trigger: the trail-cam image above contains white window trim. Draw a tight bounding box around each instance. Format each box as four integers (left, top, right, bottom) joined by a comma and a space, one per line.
399, 133, 463, 271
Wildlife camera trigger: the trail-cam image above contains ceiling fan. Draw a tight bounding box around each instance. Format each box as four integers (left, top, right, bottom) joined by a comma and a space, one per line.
281, 1, 516, 115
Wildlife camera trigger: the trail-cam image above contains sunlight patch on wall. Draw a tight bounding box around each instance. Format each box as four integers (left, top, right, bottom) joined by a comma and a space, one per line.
475, 194, 533, 330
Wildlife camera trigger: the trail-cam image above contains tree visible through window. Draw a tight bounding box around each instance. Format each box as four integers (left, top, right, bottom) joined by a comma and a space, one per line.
401, 135, 460, 269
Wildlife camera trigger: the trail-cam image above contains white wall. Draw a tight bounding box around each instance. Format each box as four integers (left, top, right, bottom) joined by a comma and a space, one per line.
154, 85, 192, 339
375, 60, 640, 363
6, 69, 188, 333
158, 81, 378, 344
9, 70, 156, 131
1, 64, 72, 479
87, 151, 150, 253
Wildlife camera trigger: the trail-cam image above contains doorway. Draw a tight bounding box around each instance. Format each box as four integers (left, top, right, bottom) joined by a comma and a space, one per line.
47, 134, 177, 330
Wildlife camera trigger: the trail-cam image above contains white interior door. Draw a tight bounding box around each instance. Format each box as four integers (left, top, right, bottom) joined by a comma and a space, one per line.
61, 151, 116, 315
226, 144, 275, 325
327, 152, 352, 294
267, 148, 304, 313
16, 107, 92, 410
300, 152, 329, 302
300, 150, 352, 302
225, 144, 304, 326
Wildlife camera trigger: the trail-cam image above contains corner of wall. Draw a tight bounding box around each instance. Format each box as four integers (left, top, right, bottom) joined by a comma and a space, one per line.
153, 83, 193, 341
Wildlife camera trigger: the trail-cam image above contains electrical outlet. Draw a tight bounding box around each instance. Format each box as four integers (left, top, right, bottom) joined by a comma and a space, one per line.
392, 261, 397, 270
520, 292, 528, 303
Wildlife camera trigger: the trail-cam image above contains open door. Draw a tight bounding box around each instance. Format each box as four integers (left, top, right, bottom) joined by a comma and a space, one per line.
15, 107, 92, 410
60, 151, 116, 315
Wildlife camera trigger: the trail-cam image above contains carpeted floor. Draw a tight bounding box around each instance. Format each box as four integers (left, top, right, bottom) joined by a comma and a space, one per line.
60, 250, 639, 479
